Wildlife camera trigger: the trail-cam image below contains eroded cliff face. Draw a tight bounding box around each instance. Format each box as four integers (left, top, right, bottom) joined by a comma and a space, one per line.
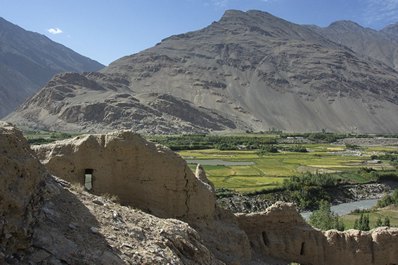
237, 202, 398, 265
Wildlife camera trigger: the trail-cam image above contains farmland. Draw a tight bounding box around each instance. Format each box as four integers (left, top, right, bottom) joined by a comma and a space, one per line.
178, 143, 397, 193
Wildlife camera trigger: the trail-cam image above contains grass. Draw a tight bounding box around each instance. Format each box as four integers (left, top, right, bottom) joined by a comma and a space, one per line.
179, 143, 398, 193
24, 130, 78, 144
340, 205, 398, 229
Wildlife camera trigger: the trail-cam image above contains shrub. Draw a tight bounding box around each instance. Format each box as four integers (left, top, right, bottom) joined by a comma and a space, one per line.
384, 216, 391, 227
256, 145, 278, 156
345, 143, 361, 150
353, 213, 370, 231
309, 200, 345, 231
279, 145, 308, 152
375, 217, 383, 227
377, 189, 398, 208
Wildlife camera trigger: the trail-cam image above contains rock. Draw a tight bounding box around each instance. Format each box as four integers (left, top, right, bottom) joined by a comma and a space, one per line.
93, 199, 105, 205
68, 223, 78, 230
100, 250, 124, 265
28, 249, 51, 263
33, 228, 79, 264
90, 227, 100, 234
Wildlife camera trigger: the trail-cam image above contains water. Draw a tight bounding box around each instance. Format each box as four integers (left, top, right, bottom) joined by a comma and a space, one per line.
301, 198, 379, 220
186, 159, 255, 166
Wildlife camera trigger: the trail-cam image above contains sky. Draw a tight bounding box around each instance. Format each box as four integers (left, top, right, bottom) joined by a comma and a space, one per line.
1, 0, 398, 65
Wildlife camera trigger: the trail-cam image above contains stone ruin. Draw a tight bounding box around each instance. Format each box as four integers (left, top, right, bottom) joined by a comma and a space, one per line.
1, 122, 398, 265
0, 122, 46, 257
33, 132, 216, 220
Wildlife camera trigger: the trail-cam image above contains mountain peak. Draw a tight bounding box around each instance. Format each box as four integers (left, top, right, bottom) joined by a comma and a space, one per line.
381, 22, 398, 39
328, 20, 364, 30
6, 10, 398, 134
220, 9, 284, 23
0, 16, 104, 117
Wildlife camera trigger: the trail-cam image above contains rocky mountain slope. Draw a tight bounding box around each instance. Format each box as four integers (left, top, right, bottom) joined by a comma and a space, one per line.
381, 22, 398, 40
0, 17, 104, 117
6, 10, 398, 133
308, 21, 398, 70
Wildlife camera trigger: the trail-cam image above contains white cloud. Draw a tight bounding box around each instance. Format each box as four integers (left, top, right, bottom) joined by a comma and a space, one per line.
47, 27, 63, 34
211, 0, 228, 7
363, 0, 398, 26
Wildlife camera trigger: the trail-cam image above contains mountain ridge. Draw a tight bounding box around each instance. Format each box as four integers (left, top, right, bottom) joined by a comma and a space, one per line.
6, 10, 398, 133
0, 16, 104, 117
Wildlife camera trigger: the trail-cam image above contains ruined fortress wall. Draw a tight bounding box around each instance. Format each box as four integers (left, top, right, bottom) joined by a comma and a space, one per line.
31, 130, 398, 265
34, 132, 216, 220
0, 122, 46, 255
237, 202, 398, 265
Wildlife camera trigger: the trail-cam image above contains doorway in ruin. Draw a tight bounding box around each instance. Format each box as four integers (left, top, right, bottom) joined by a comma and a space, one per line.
84, 169, 94, 191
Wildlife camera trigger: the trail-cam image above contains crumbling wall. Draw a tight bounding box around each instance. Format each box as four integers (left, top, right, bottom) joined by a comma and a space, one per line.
34, 132, 216, 220
237, 202, 398, 265
0, 122, 45, 256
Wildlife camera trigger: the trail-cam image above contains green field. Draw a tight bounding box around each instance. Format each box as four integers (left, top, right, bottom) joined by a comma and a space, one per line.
24, 131, 77, 144
180, 144, 398, 192
340, 206, 398, 229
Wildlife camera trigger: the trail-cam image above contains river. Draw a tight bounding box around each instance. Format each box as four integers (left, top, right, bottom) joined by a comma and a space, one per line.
301, 198, 379, 220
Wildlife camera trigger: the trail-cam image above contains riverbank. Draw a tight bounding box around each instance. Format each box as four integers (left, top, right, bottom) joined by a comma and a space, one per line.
217, 181, 398, 214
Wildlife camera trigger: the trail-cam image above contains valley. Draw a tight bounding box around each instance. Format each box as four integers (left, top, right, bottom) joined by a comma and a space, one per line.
2, 3, 398, 264
24, 129, 398, 230
151, 132, 398, 229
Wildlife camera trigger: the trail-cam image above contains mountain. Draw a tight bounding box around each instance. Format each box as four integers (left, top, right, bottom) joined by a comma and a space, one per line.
308, 21, 398, 70
381, 22, 398, 40
0, 17, 104, 117
6, 10, 398, 133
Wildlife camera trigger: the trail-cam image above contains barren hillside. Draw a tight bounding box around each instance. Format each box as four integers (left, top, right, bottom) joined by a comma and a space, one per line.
6, 10, 398, 133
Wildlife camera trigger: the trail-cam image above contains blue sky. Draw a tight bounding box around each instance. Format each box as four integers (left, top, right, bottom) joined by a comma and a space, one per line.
1, 0, 398, 65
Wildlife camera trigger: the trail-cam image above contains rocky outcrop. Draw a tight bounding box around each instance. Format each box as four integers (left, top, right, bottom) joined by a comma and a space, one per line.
0, 122, 46, 257
237, 202, 398, 265
33, 132, 217, 220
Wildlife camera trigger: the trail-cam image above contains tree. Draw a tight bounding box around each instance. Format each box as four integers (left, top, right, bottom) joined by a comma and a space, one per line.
353, 213, 370, 231
309, 200, 345, 231
375, 217, 383, 227
384, 216, 390, 227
